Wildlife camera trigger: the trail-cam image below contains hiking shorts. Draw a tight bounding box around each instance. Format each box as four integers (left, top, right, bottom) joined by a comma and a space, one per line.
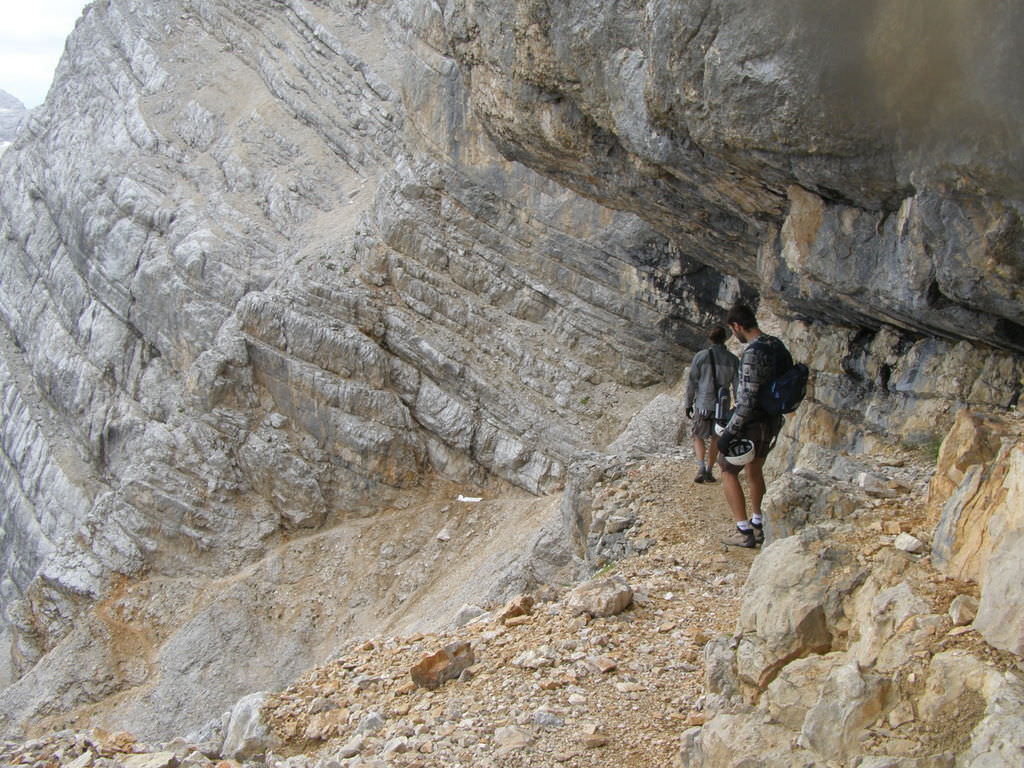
718, 416, 784, 474
690, 412, 715, 440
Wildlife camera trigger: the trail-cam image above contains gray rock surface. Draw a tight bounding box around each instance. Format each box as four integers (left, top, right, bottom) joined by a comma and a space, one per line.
0, 90, 25, 147
0, 0, 1020, 748
565, 576, 634, 618
221, 692, 276, 760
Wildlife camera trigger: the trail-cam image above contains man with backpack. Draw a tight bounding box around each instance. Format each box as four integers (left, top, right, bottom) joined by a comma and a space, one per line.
716, 302, 804, 548
683, 325, 739, 483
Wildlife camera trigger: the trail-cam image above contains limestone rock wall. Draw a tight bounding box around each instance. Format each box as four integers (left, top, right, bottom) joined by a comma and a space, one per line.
684, 411, 1024, 768
442, 0, 1024, 351
0, 0, 1021, 744
930, 410, 1024, 656
0, 0, 725, 738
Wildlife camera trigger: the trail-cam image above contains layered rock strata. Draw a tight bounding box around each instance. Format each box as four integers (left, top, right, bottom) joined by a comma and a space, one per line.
0, 0, 1020, 745
0, 0, 723, 737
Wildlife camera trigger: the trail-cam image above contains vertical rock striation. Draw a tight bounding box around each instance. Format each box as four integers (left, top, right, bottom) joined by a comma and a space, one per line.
0, 0, 728, 737
0, 0, 1020, 742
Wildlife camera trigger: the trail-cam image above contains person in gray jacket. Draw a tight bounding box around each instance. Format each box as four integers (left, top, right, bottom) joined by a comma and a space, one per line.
683, 325, 739, 483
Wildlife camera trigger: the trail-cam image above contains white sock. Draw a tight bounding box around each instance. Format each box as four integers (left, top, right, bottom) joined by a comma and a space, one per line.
698, 460, 706, 472
737, 521, 752, 532
751, 513, 763, 526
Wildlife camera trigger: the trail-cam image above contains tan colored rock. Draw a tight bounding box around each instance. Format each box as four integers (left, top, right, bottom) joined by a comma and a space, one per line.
579, 722, 609, 748
679, 713, 819, 767
927, 410, 1008, 516
119, 754, 179, 768
763, 652, 844, 731
736, 536, 835, 691
930, 412, 1024, 654
566, 576, 633, 618
494, 725, 533, 751
513, 646, 558, 669
585, 655, 618, 674
581, 733, 609, 748
888, 700, 916, 728
930, 411, 1016, 581
800, 660, 890, 761
948, 594, 979, 626
66, 753, 95, 768
972, 443, 1024, 655
497, 594, 535, 623
410, 640, 475, 690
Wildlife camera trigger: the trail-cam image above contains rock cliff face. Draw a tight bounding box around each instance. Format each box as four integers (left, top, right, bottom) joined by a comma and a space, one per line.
0, 0, 1020, 747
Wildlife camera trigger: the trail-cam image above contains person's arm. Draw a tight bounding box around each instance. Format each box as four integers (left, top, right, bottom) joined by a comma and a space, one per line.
720, 342, 772, 446
684, 350, 702, 412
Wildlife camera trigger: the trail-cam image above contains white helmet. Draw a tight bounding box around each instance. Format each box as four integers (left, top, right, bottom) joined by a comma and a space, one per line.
714, 422, 727, 436
723, 438, 756, 466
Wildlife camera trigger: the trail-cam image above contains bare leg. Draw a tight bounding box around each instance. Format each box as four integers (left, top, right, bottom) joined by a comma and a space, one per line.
747, 457, 767, 516
721, 470, 747, 523
693, 437, 706, 464
708, 435, 719, 467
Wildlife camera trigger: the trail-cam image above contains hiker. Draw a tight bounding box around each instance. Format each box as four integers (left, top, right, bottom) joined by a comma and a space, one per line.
683, 325, 739, 483
716, 302, 791, 548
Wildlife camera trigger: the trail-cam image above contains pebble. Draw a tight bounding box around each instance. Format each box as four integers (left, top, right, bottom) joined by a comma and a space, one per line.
357, 712, 386, 734
585, 655, 618, 674
533, 710, 565, 728
493, 726, 533, 751
894, 533, 925, 554
948, 594, 979, 626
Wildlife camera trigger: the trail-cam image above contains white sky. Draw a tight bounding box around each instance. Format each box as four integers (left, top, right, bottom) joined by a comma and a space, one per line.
0, 1, 90, 108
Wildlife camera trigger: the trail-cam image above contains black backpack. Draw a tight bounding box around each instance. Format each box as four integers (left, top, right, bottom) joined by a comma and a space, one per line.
755, 338, 809, 415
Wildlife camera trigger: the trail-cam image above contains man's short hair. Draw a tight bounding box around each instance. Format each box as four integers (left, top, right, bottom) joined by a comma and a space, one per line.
726, 302, 758, 330
708, 325, 728, 344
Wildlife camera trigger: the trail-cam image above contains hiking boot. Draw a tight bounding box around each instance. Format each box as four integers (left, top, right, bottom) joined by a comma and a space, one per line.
702, 469, 716, 483
694, 469, 707, 483
722, 527, 757, 548
751, 521, 764, 546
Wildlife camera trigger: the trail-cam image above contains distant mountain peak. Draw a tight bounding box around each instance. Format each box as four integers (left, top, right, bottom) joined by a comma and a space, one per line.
0, 89, 27, 143
0, 89, 26, 111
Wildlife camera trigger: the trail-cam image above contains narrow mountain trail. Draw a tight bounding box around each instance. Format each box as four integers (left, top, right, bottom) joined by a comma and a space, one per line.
258, 454, 755, 768
7, 442, 1004, 768
0, 452, 759, 767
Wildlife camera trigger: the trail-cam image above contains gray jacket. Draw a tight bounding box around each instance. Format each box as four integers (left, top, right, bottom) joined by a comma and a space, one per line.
685, 344, 739, 415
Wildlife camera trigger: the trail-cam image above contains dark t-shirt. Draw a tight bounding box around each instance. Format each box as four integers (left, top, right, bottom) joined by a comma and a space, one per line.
726, 334, 791, 432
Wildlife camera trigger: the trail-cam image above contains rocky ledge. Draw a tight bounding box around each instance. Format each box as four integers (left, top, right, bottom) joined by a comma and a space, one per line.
1, 407, 1021, 768
0, 0, 1021, 753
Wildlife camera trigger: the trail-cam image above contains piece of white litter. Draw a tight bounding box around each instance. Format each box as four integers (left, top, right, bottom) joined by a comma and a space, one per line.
457, 495, 483, 502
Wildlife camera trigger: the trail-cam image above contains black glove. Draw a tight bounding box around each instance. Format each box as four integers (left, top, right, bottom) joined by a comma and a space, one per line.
717, 428, 735, 454
686, 405, 694, 419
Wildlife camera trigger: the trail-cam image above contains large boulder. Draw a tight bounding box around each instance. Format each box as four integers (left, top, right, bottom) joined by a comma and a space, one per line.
762, 652, 844, 732
678, 713, 826, 768
929, 411, 1024, 655
799, 660, 890, 761
919, 651, 1024, 765
734, 533, 838, 692
220, 692, 277, 761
